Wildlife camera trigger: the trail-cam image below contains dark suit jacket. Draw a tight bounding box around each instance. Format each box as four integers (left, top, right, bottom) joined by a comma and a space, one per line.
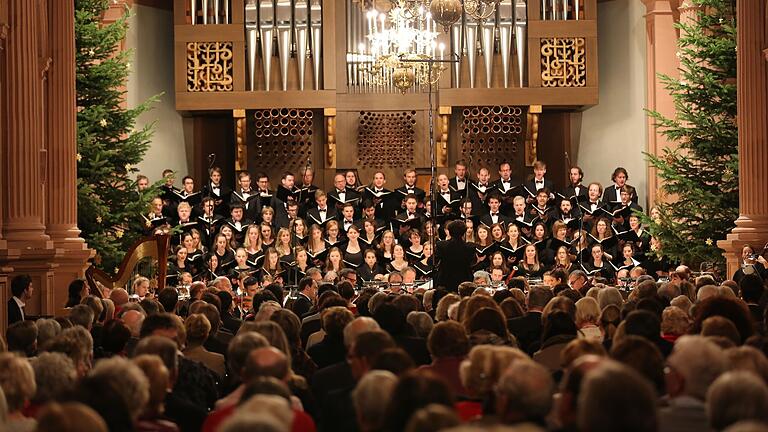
479, 213, 511, 229
434, 239, 476, 292
306, 207, 339, 227
449, 176, 471, 199
562, 184, 589, 203
7, 298, 22, 326
507, 311, 543, 355
524, 178, 556, 197
306, 335, 347, 369
602, 183, 639, 204
290, 293, 313, 321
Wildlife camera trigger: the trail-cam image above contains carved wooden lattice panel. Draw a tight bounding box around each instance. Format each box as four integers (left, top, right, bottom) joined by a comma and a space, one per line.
186, 42, 234, 92
460, 106, 524, 172
249, 109, 314, 170
540, 37, 586, 87
357, 111, 416, 169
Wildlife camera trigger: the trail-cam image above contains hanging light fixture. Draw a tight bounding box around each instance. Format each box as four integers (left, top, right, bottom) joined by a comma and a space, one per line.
362, 3, 446, 93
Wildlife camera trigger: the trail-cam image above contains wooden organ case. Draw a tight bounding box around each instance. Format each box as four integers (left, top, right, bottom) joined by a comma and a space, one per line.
173, 0, 598, 189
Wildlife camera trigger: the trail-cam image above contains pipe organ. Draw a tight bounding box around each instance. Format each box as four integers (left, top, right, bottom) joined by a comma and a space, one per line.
173, 0, 597, 188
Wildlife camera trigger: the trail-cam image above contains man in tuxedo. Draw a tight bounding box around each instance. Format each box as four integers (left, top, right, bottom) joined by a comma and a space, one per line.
340, 203, 358, 237
328, 173, 361, 213
8, 274, 33, 325
479, 194, 511, 229
224, 204, 252, 246
393, 195, 426, 239
603, 167, 638, 205
395, 169, 426, 207
290, 277, 318, 319
562, 166, 588, 203
306, 190, 339, 228
362, 171, 397, 220
201, 166, 231, 217
448, 160, 469, 199
523, 161, 556, 204
492, 162, 519, 215
507, 286, 552, 354
468, 167, 495, 215
230, 171, 261, 222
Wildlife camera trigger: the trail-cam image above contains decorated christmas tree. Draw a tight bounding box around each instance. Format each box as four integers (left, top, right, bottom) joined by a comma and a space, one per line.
76, 0, 159, 272
642, 0, 737, 270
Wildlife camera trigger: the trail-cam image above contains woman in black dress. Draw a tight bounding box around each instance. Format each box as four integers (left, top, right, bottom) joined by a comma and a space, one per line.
343, 225, 364, 269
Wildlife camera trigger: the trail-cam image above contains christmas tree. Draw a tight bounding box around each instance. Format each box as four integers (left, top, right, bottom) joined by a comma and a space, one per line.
642, 0, 737, 270
76, 0, 159, 272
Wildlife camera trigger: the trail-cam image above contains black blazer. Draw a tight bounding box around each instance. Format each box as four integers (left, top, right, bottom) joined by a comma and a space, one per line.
479, 212, 511, 229
7, 298, 22, 326
523, 178, 556, 197
290, 293, 313, 319
507, 311, 543, 355
306, 207, 339, 228
602, 183, 639, 204
448, 176, 470, 198
434, 239, 476, 292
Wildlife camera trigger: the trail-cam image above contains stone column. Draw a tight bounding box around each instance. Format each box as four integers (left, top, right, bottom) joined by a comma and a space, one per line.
45, 0, 93, 306
2, 0, 49, 245
0, 0, 57, 320
640, 0, 680, 210
718, 0, 768, 277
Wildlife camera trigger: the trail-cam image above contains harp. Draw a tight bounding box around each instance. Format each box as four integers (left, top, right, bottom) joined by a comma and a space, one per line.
85, 234, 171, 297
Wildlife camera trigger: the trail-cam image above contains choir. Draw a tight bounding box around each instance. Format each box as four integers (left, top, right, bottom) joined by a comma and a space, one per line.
139, 161, 675, 291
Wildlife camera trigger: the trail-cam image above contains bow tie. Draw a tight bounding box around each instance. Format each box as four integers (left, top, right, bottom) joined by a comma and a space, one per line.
319, 208, 327, 212
492, 213, 498, 217
242, 189, 250, 194
536, 180, 544, 184
408, 212, 415, 218
457, 179, 465, 183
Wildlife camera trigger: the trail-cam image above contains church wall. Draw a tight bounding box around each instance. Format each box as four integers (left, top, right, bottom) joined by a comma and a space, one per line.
126, 4, 190, 182
578, 0, 649, 207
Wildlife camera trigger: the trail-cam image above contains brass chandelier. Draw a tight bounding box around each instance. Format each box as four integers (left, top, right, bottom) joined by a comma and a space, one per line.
361, 0, 500, 92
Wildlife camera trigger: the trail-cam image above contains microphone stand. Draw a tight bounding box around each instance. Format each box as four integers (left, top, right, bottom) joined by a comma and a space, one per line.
398, 54, 459, 274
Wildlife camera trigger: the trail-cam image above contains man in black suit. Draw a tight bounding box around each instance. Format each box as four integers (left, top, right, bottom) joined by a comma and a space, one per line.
491, 162, 520, 215
434, 220, 476, 292
230, 171, 262, 222
602, 166, 639, 205
448, 160, 470, 199
290, 277, 317, 319
562, 166, 588, 203
8, 274, 33, 325
479, 194, 511, 229
306, 190, 339, 229
394, 168, 426, 207
507, 286, 553, 355
328, 173, 361, 213
523, 160, 556, 204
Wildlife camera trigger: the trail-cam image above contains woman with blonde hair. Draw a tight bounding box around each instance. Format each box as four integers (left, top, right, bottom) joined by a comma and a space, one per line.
457, 345, 529, 421
274, 228, 294, 262
182, 313, 225, 378
575, 297, 603, 342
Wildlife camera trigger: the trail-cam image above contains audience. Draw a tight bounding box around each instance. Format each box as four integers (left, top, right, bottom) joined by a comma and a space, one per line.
3, 266, 768, 432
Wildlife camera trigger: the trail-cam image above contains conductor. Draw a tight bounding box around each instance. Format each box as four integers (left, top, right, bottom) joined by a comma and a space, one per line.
434, 220, 476, 292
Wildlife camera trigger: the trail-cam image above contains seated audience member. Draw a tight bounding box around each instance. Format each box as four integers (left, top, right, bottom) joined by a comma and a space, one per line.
707, 371, 768, 431
495, 360, 554, 427
183, 313, 226, 379
352, 371, 398, 432
420, 321, 470, 398
0, 352, 37, 432
578, 361, 658, 432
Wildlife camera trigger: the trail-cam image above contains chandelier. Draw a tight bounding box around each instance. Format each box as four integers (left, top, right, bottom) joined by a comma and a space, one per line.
359, 0, 501, 92
362, 4, 446, 92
